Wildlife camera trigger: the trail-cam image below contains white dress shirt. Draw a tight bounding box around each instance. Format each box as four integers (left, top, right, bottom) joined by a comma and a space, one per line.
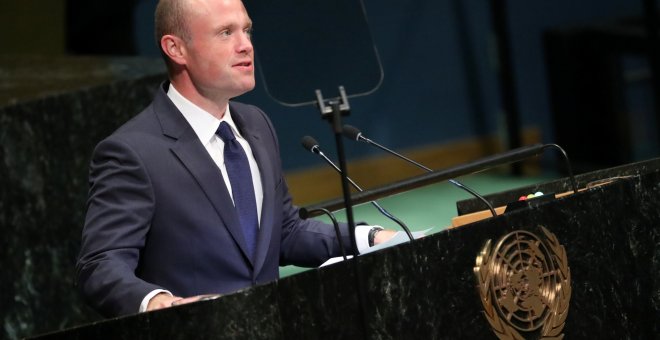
168, 85, 264, 222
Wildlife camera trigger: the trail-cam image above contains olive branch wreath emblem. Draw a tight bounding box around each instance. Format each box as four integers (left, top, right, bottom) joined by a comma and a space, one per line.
474, 226, 571, 339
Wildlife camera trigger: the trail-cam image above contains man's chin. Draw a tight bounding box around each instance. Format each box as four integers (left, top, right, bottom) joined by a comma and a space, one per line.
233, 82, 256, 98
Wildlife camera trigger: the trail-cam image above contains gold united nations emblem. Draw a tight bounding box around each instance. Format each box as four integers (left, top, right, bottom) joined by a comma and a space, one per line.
474, 226, 571, 339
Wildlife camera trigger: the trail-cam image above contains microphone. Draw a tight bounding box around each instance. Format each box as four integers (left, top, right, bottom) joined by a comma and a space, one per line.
301, 135, 322, 155
342, 125, 498, 217
301, 136, 415, 242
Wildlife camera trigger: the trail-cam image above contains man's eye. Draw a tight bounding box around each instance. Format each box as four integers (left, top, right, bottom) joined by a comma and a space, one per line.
220, 30, 231, 37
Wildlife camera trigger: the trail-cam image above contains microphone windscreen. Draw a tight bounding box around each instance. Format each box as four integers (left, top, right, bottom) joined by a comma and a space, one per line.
342, 125, 361, 141
301, 136, 320, 152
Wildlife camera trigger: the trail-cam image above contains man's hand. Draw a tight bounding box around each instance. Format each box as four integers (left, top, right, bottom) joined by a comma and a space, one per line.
147, 293, 223, 312
146, 292, 182, 311
373, 229, 397, 245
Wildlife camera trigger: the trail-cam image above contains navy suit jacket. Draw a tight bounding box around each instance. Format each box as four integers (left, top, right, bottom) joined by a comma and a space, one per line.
76, 83, 352, 317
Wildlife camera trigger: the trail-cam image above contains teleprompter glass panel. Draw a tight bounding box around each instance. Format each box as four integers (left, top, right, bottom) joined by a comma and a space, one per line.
244, 0, 383, 106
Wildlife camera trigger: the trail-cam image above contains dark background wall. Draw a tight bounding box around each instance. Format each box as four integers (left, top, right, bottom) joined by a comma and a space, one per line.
65, 0, 653, 171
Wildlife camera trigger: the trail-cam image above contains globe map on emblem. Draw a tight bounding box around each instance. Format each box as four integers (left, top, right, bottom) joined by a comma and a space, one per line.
489, 230, 560, 331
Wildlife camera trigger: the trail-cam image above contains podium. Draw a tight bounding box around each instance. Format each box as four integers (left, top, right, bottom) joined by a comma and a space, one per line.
34, 158, 660, 339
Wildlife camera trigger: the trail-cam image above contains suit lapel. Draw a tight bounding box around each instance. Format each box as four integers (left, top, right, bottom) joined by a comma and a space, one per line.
154, 89, 254, 266
231, 104, 276, 276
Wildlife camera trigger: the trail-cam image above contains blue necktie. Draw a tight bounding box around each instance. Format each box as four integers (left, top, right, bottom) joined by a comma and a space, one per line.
216, 121, 258, 260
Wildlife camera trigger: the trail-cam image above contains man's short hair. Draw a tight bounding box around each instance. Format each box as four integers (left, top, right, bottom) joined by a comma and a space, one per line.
154, 0, 191, 70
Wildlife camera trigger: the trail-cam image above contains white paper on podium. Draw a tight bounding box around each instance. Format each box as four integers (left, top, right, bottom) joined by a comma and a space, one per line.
320, 228, 432, 267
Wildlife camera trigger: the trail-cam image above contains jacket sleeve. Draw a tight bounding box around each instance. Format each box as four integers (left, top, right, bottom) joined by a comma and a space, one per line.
277, 177, 355, 267
76, 136, 163, 317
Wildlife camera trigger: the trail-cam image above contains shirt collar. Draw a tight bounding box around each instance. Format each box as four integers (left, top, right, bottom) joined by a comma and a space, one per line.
166, 83, 242, 145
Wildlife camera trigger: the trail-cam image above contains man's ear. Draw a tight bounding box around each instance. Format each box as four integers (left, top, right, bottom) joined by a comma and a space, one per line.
161, 34, 187, 66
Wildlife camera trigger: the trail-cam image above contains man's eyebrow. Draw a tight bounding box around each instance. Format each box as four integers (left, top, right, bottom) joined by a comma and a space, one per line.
213, 21, 252, 32
214, 24, 232, 31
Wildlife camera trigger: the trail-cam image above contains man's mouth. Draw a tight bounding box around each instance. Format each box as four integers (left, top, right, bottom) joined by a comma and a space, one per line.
233, 61, 253, 68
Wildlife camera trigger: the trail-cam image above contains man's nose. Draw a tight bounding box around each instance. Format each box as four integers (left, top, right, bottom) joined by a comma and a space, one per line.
237, 32, 253, 54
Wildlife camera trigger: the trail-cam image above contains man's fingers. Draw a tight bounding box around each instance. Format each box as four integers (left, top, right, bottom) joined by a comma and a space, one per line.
147, 293, 181, 311
373, 229, 397, 245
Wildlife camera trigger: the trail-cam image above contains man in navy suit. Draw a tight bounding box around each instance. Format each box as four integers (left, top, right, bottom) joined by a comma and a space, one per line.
76, 0, 393, 317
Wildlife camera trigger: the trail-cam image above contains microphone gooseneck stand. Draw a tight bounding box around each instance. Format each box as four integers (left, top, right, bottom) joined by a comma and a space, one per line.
543, 143, 578, 194
342, 124, 498, 217
305, 207, 347, 262
301, 136, 415, 242
315, 87, 368, 340
300, 143, 579, 218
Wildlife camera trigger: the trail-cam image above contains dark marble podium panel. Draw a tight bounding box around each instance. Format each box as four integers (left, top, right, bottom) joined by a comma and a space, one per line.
32, 159, 660, 339
0, 56, 166, 340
